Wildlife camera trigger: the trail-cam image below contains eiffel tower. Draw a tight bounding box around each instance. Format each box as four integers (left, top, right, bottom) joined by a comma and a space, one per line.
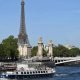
18, 0, 31, 58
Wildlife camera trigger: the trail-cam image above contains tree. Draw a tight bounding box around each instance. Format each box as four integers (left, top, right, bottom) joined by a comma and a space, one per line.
53, 46, 60, 57
53, 44, 70, 57
31, 46, 38, 57
43, 48, 48, 57
53, 44, 80, 57
31, 46, 47, 57
0, 44, 5, 59
1, 35, 19, 60
69, 48, 80, 57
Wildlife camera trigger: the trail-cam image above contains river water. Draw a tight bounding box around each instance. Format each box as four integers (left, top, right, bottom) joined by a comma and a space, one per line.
1, 66, 80, 80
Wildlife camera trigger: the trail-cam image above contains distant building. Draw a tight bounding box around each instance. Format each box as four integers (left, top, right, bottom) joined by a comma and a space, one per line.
44, 44, 49, 51
64, 44, 76, 49
44, 42, 55, 51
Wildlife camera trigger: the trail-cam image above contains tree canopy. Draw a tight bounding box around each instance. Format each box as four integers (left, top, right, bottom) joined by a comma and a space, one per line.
31, 44, 80, 57
0, 35, 19, 61
31, 46, 47, 57
0, 35, 80, 61
31, 46, 38, 57
53, 44, 80, 57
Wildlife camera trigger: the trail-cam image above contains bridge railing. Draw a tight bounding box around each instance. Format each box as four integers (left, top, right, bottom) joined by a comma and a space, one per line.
54, 56, 80, 65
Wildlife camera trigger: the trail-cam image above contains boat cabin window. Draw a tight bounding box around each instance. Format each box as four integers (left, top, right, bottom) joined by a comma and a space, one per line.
38, 71, 40, 73
33, 71, 35, 73
16, 72, 18, 74
24, 72, 26, 74
21, 72, 23, 74
30, 72, 32, 74
43, 71, 45, 73
27, 72, 29, 74
41, 71, 43, 73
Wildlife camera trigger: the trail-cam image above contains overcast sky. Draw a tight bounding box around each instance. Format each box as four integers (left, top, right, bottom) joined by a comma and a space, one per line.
0, 0, 80, 47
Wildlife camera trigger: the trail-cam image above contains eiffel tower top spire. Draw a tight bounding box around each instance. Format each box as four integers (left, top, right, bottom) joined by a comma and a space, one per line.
22, 0, 24, 2
18, 0, 30, 46
20, 0, 25, 35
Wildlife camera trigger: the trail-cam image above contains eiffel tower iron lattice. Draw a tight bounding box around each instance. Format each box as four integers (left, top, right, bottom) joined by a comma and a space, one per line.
18, 0, 31, 58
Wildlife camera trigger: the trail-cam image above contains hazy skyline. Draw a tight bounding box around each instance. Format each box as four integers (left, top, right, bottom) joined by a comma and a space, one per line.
0, 0, 80, 47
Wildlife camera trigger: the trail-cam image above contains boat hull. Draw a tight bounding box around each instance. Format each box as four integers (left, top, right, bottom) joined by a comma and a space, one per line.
5, 73, 54, 79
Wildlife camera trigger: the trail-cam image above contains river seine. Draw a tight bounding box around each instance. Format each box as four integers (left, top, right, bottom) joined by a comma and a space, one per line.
1, 66, 80, 80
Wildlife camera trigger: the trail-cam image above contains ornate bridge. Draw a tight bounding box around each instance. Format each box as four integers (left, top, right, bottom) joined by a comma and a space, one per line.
54, 56, 80, 65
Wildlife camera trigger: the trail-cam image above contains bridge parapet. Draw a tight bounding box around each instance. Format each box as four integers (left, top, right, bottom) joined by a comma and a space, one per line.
54, 57, 72, 60
54, 56, 80, 65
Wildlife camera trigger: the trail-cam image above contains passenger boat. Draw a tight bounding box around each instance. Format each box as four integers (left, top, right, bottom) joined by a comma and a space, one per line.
0, 63, 17, 71
0, 56, 56, 79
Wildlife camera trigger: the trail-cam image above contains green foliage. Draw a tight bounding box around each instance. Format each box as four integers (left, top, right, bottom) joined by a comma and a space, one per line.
0, 35, 80, 59
69, 48, 80, 57
43, 49, 47, 57
31, 44, 80, 57
0, 35, 19, 61
31, 46, 47, 57
0, 44, 5, 58
53, 44, 80, 57
31, 46, 38, 57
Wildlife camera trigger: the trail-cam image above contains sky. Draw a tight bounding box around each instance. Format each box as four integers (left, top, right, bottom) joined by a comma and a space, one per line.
0, 0, 80, 47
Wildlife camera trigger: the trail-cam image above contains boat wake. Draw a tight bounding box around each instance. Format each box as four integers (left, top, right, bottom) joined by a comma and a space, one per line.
54, 73, 68, 77
55, 71, 80, 77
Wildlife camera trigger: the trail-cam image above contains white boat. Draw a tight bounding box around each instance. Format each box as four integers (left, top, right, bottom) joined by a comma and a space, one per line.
1, 57, 56, 79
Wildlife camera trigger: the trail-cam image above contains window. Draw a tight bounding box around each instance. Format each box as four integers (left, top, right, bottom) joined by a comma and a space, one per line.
24, 72, 26, 74
41, 71, 43, 73
43, 71, 45, 73
30, 72, 32, 74
38, 71, 40, 73
21, 72, 23, 74
16, 72, 18, 74
33, 71, 35, 73
27, 72, 29, 74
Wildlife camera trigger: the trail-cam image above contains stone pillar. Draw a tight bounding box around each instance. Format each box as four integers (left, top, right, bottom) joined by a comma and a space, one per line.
23, 44, 28, 58
47, 40, 53, 57
37, 37, 43, 57
18, 44, 31, 58
18, 44, 24, 58
27, 46, 32, 58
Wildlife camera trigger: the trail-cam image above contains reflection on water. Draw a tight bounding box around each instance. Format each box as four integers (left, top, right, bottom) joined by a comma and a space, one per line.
1, 66, 80, 80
